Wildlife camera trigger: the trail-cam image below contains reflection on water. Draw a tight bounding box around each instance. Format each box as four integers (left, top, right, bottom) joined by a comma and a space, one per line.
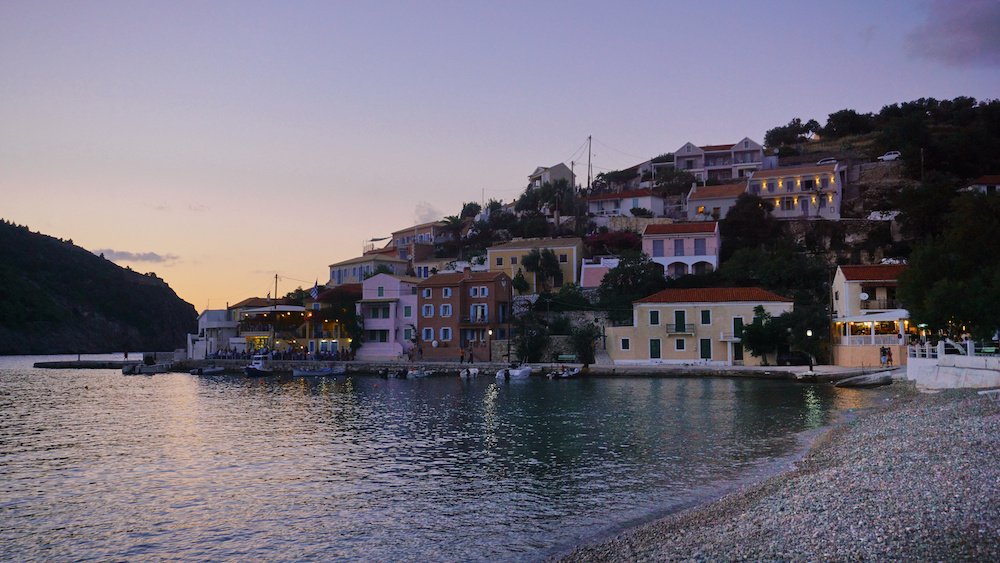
0, 356, 889, 561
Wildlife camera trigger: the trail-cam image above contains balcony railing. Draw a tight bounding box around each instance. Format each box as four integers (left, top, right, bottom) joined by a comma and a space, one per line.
461, 316, 490, 325
665, 323, 696, 334
860, 299, 898, 310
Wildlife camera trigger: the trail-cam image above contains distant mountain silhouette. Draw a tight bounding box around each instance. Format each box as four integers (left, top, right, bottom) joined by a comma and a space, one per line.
0, 220, 197, 354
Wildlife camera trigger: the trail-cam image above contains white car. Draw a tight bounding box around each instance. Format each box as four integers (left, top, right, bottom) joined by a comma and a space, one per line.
816, 158, 838, 165
877, 151, 901, 161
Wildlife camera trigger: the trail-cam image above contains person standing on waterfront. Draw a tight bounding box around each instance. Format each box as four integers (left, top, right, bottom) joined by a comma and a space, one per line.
886, 348, 893, 367
879, 346, 887, 367
459, 347, 465, 364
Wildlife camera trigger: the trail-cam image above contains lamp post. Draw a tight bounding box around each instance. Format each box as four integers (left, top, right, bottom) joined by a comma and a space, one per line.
806, 329, 814, 371
487, 329, 493, 362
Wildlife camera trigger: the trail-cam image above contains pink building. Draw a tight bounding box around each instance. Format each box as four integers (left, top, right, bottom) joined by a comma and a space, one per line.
642, 222, 720, 278
356, 273, 420, 361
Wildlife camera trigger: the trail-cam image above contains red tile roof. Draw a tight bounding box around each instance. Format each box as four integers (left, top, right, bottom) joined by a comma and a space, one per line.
585, 189, 658, 202
643, 222, 718, 236
636, 287, 793, 304
687, 183, 747, 200
971, 175, 1000, 185
700, 143, 734, 151
840, 264, 907, 282
750, 164, 836, 179
418, 270, 508, 287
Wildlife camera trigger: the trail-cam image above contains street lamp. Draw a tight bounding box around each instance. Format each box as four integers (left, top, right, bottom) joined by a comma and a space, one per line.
487, 329, 493, 362
806, 329, 814, 371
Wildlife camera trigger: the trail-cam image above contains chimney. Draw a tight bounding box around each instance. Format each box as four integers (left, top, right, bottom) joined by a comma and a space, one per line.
463, 266, 472, 279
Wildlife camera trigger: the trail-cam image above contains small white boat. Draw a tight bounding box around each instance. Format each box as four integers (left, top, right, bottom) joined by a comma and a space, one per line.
496, 366, 532, 379
190, 366, 225, 375
547, 366, 580, 379
459, 368, 480, 378
244, 355, 274, 377
292, 365, 346, 377
406, 369, 432, 378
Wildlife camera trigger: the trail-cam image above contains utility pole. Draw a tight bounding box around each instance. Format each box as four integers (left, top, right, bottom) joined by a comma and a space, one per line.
587, 135, 592, 191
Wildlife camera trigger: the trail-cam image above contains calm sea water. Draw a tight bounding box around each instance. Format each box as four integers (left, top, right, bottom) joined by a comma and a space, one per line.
0, 355, 884, 561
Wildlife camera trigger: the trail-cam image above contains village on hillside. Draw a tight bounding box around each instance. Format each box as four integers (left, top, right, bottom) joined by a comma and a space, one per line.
186, 98, 1000, 371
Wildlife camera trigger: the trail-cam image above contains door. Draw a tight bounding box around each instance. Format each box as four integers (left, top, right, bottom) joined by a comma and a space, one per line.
700, 338, 712, 360
674, 310, 686, 332
649, 339, 661, 359
733, 343, 744, 362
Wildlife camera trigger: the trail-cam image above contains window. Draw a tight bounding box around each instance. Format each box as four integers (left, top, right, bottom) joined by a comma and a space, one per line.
422, 304, 434, 318
377, 286, 384, 297
403, 305, 412, 318
511, 256, 518, 265
649, 310, 660, 325
750, 182, 760, 194
767, 181, 776, 193
694, 238, 706, 255
443, 288, 452, 298
440, 304, 452, 317
652, 239, 664, 257
733, 317, 744, 338
685, 159, 694, 170
696, 205, 706, 215
674, 310, 686, 331
480, 286, 489, 296
631, 198, 639, 209
422, 327, 433, 341
785, 180, 794, 192
559, 254, 567, 263
650, 339, 661, 359
403, 328, 412, 342
422, 288, 432, 298
312, 303, 320, 311
674, 239, 684, 256
781, 197, 795, 211
802, 179, 815, 190
470, 287, 479, 297
496, 257, 503, 267
440, 327, 452, 341
471, 304, 487, 322
621, 338, 630, 351
701, 310, 711, 324
675, 338, 686, 351
743, 140, 749, 148
821, 177, 829, 189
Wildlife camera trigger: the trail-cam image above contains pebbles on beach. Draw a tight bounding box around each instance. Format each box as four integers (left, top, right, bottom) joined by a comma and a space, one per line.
561, 388, 1000, 561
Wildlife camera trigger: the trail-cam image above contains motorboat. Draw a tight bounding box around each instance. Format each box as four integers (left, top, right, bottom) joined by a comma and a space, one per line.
547, 366, 580, 379
123, 363, 171, 375
496, 365, 532, 380
292, 365, 346, 377
406, 369, 432, 379
244, 355, 274, 377
459, 368, 480, 378
834, 372, 893, 388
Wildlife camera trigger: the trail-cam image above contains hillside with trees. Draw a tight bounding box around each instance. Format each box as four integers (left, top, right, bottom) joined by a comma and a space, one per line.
0, 220, 197, 354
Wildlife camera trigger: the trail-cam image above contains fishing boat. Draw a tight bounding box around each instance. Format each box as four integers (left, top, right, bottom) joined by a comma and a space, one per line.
244, 355, 274, 377
496, 365, 532, 380
292, 365, 346, 377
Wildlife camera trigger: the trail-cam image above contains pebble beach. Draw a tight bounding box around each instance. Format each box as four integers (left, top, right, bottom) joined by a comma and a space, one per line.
559, 385, 1000, 561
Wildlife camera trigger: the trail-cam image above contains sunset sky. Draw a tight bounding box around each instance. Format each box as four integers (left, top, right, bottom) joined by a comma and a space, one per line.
2, 1, 998, 310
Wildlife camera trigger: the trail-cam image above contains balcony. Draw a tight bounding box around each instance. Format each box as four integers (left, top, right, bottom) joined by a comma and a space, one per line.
460, 316, 490, 325
719, 332, 743, 342
665, 323, 696, 334
860, 299, 898, 310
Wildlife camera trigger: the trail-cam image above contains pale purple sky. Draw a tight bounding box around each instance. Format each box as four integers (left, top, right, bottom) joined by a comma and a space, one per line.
2, 0, 998, 308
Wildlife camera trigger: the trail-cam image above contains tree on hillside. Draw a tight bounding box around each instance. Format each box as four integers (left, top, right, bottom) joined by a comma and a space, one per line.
653, 168, 699, 197
522, 248, 561, 292
764, 117, 820, 148
597, 252, 668, 323
719, 193, 781, 261
460, 201, 482, 219
899, 193, 1000, 340
823, 109, 876, 138
895, 172, 961, 240
584, 231, 641, 255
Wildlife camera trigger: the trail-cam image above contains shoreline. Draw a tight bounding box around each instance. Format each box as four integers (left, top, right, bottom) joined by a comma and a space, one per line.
554, 385, 1000, 561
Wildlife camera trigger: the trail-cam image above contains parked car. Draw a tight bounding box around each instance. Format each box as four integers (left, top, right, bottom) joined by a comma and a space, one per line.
776, 350, 812, 366
816, 157, 838, 165
877, 151, 901, 161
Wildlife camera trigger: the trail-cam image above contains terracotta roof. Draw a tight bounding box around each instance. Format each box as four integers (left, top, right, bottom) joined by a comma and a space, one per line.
700, 143, 735, 152
585, 189, 659, 202
970, 175, 1000, 185
750, 164, 836, 179
840, 264, 907, 282
418, 270, 509, 287
636, 287, 793, 304
643, 222, 718, 236
364, 245, 398, 256
391, 220, 446, 235
580, 265, 611, 288
487, 237, 583, 251
688, 183, 747, 200
328, 254, 408, 268
229, 297, 276, 309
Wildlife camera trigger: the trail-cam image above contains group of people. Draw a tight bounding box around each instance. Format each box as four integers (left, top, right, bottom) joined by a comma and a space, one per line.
207, 348, 356, 361
879, 346, 894, 367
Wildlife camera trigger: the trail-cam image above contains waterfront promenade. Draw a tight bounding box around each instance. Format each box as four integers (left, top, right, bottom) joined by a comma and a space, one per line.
559, 386, 1000, 561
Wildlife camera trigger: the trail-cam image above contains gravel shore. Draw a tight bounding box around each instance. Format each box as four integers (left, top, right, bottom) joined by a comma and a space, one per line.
558, 386, 1000, 561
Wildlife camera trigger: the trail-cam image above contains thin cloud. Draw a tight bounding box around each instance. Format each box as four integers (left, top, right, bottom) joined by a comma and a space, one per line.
94, 249, 179, 263
907, 0, 1000, 67
414, 201, 442, 223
